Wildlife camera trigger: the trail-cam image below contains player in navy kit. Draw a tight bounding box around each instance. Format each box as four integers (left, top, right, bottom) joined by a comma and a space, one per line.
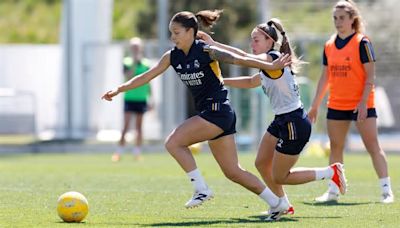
198, 18, 347, 221
102, 10, 291, 211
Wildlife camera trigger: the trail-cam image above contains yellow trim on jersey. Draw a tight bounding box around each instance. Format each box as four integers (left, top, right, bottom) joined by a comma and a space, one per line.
210, 60, 223, 82
262, 69, 284, 79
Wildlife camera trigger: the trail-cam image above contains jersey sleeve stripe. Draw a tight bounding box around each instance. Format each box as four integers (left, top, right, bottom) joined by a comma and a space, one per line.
364, 42, 375, 62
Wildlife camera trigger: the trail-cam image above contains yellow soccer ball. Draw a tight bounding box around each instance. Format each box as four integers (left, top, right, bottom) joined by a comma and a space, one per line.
189, 143, 202, 155
57, 191, 89, 223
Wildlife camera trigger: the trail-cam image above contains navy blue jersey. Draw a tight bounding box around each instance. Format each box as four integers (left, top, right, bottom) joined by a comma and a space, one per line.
170, 40, 228, 111
323, 33, 376, 65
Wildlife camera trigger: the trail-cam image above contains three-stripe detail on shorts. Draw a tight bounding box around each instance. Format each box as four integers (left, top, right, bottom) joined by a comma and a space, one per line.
211, 102, 220, 111
287, 122, 296, 140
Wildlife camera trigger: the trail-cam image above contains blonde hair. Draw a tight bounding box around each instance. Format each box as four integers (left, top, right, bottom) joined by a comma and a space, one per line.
334, 0, 365, 33
130, 37, 142, 46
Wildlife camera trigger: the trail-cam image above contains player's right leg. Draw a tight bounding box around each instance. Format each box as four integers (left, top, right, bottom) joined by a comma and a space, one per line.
165, 115, 223, 208
112, 111, 132, 162
255, 132, 294, 215
316, 120, 350, 202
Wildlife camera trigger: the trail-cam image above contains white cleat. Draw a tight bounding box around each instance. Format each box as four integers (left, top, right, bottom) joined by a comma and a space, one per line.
381, 192, 394, 204
315, 191, 339, 203
265, 198, 290, 222
261, 205, 294, 215
185, 188, 214, 208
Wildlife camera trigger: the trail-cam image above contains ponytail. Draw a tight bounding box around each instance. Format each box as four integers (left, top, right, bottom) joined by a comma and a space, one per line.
171, 10, 223, 37
195, 9, 223, 32
266, 18, 305, 74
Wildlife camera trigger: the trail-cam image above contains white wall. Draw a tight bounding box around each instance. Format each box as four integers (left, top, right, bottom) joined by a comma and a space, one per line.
0, 44, 162, 141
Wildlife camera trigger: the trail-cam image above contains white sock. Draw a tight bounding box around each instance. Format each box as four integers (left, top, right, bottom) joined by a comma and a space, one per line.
328, 180, 340, 194
379, 177, 392, 194
282, 194, 291, 206
187, 169, 208, 191
259, 187, 279, 207
315, 167, 334, 180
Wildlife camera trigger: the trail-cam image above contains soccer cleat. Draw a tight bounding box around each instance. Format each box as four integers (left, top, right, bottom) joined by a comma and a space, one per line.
111, 153, 121, 162
381, 192, 394, 204
134, 154, 143, 161
261, 205, 294, 215
330, 163, 347, 195
185, 188, 214, 208
315, 191, 339, 203
286, 205, 294, 215
265, 198, 290, 222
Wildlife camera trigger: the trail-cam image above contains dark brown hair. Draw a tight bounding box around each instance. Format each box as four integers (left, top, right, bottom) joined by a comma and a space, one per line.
170, 10, 223, 36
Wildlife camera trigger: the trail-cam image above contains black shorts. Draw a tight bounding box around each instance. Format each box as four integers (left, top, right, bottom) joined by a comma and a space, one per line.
199, 100, 236, 140
124, 101, 148, 114
267, 108, 311, 155
327, 108, 377, 120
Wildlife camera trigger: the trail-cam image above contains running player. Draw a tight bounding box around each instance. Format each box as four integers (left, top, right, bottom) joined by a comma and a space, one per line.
198, 18, 347, 221
102, 10, 292, 214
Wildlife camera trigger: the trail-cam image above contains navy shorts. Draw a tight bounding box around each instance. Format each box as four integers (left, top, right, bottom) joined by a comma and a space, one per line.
327, 108, 377, 120
267, 108, 311, 155
199, 100, 236, 140
124, 101, 148, 114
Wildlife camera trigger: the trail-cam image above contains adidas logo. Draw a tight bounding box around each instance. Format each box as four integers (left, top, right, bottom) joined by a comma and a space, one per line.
194, 193, 207, 201
176, 64, 182, 69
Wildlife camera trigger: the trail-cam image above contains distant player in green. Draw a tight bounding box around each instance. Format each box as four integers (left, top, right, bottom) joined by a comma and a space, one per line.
112, 37, 152, 162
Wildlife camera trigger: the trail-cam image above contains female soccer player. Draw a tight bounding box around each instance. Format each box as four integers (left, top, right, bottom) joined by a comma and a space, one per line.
308, 0, 394, 203
102, 9, 292, 216
198, 18, 347, 220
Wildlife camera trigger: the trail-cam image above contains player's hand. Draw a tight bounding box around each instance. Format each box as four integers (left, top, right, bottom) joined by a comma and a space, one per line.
308, 107, 318, 123
101, 89, 120, 101
354, 101, 367, 122
271, 54, 291, 70
197, 31, 215, 45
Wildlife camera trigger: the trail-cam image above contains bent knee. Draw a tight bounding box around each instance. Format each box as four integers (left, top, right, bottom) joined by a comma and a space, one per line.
223, 168, 243, 183
272, 173, 287, 185
164, 135, 178, 152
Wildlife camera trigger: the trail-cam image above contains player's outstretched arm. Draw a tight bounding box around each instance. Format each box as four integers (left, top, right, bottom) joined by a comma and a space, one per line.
198, 31, 269, 61
223, 73, 261, 89
102, 51, 171, 101
205, 45, 290, 71
198, 31, 248, 57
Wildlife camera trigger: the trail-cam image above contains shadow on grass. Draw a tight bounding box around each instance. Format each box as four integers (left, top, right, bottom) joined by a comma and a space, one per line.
141, 216, 297, 227
302, 201, 373, 206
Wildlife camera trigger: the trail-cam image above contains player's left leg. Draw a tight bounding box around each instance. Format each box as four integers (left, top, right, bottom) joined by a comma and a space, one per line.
356, 118, 394, 203
133, 112, 144, 160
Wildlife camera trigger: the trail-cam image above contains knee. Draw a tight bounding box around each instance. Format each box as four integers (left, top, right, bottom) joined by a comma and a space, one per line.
164, 135, 177, 153
223, 168, 242, 183
255, 159, 265, 172
272, 172, 286, 185
255, 157, 272, 173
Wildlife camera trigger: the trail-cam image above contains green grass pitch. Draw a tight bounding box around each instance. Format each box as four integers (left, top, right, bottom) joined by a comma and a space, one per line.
0, 151, 398, 227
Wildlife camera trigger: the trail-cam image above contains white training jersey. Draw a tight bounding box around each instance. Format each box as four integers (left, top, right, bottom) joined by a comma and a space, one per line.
259, 50, 302, 115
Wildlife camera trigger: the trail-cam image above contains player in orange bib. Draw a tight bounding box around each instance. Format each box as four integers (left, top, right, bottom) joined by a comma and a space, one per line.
308, 0, 394, 203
